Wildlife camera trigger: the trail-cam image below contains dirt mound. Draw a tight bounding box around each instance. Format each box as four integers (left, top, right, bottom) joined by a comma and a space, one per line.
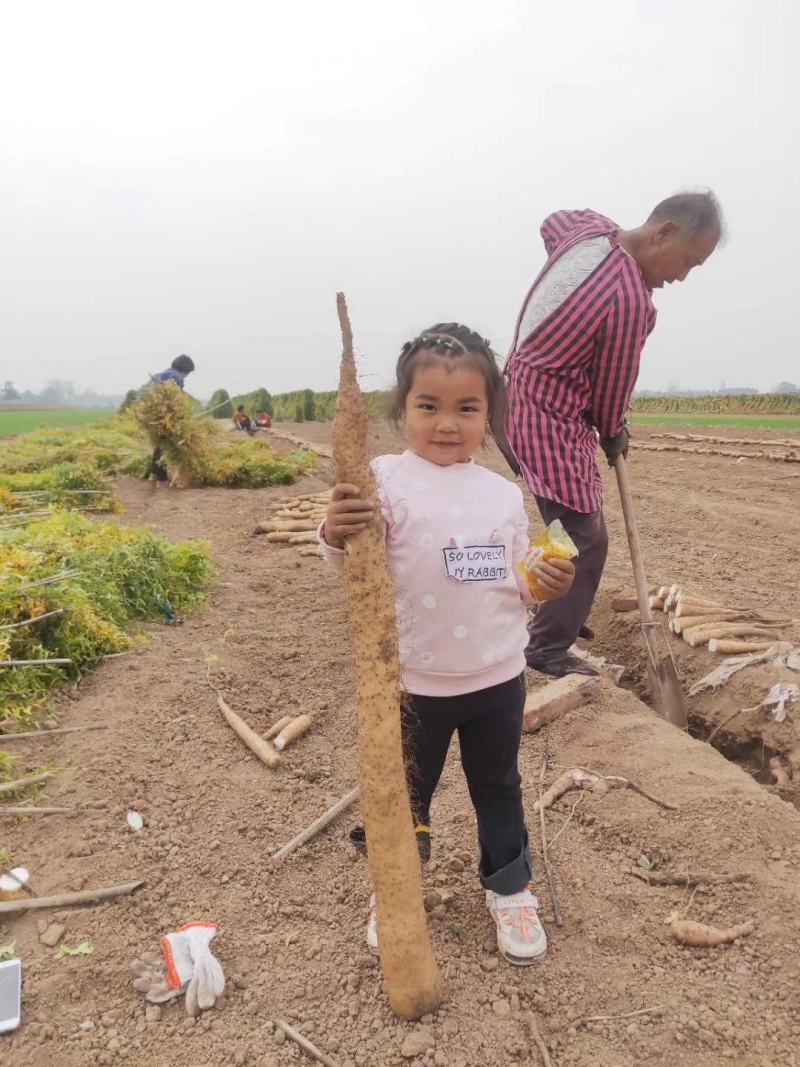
4, 426, 800, 1067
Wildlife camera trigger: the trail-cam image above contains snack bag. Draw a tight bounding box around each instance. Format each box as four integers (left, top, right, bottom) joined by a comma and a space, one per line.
517, 518, 579, 601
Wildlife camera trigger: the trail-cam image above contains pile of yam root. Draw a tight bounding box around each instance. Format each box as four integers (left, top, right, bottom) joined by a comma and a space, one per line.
649, 584, 787, 655
252, 490, 331, 555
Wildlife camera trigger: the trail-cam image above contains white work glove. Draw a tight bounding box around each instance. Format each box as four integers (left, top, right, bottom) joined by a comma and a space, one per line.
132, 922, 225, 1016
180, 923, 225, 1017
130, 949, 185, 1004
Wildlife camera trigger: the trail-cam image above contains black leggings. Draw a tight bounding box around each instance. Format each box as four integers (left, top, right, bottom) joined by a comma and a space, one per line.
402, 673, 531, 895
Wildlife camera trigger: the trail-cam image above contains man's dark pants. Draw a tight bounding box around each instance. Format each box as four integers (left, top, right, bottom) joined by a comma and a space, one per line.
526, 496, 609, 667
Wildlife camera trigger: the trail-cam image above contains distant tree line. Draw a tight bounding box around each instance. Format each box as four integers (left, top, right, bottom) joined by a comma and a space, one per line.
1, 379, 122, 408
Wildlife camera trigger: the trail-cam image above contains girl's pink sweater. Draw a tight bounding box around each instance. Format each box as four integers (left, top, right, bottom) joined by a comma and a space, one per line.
320, 451, 532, 697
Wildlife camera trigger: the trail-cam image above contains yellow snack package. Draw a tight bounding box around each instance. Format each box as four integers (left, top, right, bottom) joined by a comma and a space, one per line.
517, 518, 579, 601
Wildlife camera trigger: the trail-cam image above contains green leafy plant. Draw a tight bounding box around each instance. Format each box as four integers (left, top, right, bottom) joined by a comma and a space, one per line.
56, 940, 94, 959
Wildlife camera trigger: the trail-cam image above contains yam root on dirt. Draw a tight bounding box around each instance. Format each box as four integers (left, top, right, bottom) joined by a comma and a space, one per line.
533, 768, 676, 814
274, 714, 312, 751
533, 769, 602, 813
0, 880, 145, 915
252, 520, 319, 535
264, 715, 293, 741
668, 914, 755, 946
287, 532, 320, 545
769, 756, 792, 789
272, 786, 360, 863
265, 531, 294, 543
671, 612, 740, 634
215, 692, 280, 769
708, 638, 774, 655
333, 292, 441, 1020
683, 623, 780, 649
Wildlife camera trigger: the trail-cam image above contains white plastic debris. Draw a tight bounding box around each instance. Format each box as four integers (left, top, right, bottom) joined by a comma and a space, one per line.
126, 811, 145, 832
762, 683, 799, 724
0, 868, 29, 894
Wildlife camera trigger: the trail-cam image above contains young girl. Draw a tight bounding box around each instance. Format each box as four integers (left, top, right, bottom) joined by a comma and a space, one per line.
320, 324, 574, 966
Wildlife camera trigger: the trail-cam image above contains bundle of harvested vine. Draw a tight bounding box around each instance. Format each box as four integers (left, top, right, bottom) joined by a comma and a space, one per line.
252, 490, 332, 546
649, 583, 788, 654
132, 381, 216, 487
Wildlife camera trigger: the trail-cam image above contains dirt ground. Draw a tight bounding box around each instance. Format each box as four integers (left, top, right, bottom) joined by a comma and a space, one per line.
2, 422, 800, 1067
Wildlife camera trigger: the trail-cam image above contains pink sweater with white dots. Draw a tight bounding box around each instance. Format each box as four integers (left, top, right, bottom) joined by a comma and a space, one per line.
320, 451, 532, 697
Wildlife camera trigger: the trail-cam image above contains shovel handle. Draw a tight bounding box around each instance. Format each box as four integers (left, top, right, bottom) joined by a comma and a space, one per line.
612, 454, 654, 624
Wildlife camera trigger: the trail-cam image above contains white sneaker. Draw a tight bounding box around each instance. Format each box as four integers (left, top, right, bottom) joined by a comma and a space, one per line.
366, 894, 379, 955
486, 889, 547, 965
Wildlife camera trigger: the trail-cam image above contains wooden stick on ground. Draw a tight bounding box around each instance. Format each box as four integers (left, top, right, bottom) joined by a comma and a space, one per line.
272, 787, 360, 863
573, 1005, 667, 1027
630, 870, 751, 887
0, 879, 145, 915
272, 1019, 341, 1067
0, 610, 66, 632
0, 658, 72, 668
0, 724, 109, 743
522, 1012, 553, 1067
537, 749, 563, 927
0, 772, 53, 795
0, 806, 73, 816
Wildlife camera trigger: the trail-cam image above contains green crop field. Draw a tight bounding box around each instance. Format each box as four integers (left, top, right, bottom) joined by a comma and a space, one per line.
0, 408, 111, 435
628, 413, 800, 431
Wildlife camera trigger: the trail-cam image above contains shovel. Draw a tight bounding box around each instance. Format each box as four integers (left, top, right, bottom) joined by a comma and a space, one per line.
613, 454, 688, 729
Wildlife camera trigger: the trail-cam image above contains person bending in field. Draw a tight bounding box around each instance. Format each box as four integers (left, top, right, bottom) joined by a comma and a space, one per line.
319, 325, 574, 966
233, 404, 257, 435
143, 354, 195, 486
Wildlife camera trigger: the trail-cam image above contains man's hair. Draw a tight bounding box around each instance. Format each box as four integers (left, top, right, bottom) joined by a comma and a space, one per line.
171, 354, 195, 374
236, 404, 245, 412
648, 191, 725, 241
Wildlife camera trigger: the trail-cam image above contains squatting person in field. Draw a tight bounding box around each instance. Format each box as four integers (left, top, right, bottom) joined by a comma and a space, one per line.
321, 325, 574, 965
504, 191, 724, 677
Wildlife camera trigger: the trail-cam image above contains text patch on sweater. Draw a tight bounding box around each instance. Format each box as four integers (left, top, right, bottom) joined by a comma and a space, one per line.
443, 545, 507, 583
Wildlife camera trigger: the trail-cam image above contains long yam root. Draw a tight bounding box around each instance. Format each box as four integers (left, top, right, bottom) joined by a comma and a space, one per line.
668, 914, 755, 946
708, 639, 774, 655
683, 623, 780, 648
333, 292, 441, 1020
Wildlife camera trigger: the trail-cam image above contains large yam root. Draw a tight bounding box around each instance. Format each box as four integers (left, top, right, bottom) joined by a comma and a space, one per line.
668, 914, 755, 946
683, 622, 780, 648
333, 293, 441, 1020
533, 768, 676, 814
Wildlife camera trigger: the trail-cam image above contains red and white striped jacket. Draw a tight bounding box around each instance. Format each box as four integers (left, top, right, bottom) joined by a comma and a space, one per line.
505, 210, 657, 513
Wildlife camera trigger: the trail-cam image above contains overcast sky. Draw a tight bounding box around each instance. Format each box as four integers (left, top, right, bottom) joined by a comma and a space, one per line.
2, 0, 797, 399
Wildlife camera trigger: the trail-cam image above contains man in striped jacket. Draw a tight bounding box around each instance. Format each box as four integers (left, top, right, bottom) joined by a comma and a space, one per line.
505, 192, 723, 677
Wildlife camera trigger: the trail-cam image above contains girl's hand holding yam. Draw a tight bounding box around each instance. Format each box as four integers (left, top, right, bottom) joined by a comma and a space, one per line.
529, 557, 575, 601
323, 483, 375, 548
